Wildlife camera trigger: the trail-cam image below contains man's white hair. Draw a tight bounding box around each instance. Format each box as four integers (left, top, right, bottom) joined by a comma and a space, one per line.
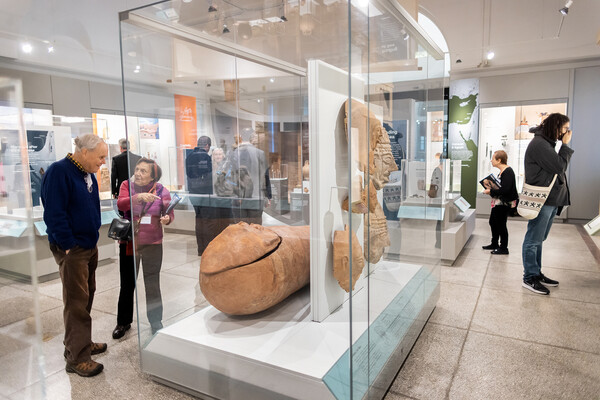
74, 134, 105, 153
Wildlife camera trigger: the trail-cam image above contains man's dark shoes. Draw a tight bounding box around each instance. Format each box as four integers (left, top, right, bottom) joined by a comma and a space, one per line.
91, 342, 107, 355
539, 273, 559, 287
491, 248, 509, 255
64, 342, 107, 359
482, 243, 498, 250
112, 324, 131, 339
65, 360, 104, 377
522, 278, 550, 295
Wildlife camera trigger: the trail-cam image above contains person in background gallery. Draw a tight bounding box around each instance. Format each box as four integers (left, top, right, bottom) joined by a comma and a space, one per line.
110, 138, 141, 201
211, 147, 225, 171
185, 136, 217, 256
41, 134, 108, 377
228, 129, 271, 225
521, 113, 574, 295
482, 150, 519, 255
113, 158, 174, 338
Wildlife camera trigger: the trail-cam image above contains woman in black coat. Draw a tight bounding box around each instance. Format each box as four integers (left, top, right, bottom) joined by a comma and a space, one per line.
521, 113, 574, 295
482, 150, 519, 254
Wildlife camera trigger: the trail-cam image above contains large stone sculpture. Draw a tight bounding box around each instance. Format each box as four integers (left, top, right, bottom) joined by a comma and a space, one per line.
333, 225, 365, 292
200, 222, 310, 315
341, 99, 398, 264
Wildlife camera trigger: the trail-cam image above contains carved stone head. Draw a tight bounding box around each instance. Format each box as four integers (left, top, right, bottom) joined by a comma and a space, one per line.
371, 126, 398, 190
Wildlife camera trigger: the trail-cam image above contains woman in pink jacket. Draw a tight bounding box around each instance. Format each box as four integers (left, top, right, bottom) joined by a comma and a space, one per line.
113, 158, 174, 338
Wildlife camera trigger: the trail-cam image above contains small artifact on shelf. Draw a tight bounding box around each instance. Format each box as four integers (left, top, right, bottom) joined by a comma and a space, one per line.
302, 160, 310, 181
200, 222, 310, 315
333, 225, 365, 292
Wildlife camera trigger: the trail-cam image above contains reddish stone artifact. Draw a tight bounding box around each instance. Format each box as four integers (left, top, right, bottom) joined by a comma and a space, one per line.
200, 222, 310, 315
333, 225, 365, 292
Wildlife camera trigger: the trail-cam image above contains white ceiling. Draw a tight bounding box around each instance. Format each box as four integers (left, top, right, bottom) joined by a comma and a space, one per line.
420, 0, 600, 72
0, 0, 598, 84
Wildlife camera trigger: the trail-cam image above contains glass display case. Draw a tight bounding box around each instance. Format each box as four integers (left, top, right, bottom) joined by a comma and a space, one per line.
0, 111, 118, 280
0, 78, 46, 398
119, 1, 445, 398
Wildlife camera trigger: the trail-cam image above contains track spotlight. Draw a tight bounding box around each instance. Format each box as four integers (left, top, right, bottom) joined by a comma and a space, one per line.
222, 24, 230, 34
559, 0, 573, 15
208, 3, 217, 13
280, 15, 288, 22
399, 27, 409, 41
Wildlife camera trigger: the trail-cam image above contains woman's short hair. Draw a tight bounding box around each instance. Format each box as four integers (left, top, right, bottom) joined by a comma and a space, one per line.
74, 134, 105, 152
137, 157, 162, 181
493, 150, 508, 165
539, 113, 570, 142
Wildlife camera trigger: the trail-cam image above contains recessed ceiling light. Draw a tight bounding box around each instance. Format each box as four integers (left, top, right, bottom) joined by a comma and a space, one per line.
182, 0, 192, 3
486, 51, 495, 60
21, 43, 33, 53
269, 78, 275, 83
47, 46, 54, 53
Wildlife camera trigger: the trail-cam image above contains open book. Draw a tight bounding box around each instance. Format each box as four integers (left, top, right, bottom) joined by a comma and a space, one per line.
479, 174, 501, 190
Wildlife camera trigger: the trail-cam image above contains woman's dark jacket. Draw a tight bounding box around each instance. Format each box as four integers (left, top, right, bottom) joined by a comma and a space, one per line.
523, 130, 574, 214
489, 166, 519, 205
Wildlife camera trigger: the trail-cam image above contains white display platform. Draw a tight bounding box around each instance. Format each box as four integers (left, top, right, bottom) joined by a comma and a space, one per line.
441, 208, 476, 262
142, 261, 433, 400
0, 207, 118, 281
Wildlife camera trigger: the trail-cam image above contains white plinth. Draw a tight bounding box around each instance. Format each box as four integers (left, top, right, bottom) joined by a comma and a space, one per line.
142, 261, 434, 400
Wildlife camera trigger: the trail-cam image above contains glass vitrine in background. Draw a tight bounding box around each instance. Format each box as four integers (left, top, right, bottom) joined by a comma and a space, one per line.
0, 78, 45, 399
478, 102, 567, 192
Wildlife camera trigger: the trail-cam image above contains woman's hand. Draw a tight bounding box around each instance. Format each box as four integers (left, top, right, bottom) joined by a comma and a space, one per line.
561, 129, 572, 145
137, 193, 160, 203
160, 215, 171, 225
483, 188, 491, 195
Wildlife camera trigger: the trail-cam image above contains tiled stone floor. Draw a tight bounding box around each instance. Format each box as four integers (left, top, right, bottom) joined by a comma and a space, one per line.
1, 217, 598, 399
385, 218, 600, 400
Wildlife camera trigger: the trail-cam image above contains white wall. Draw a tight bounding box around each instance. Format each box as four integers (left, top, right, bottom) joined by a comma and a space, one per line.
570, 66, 600, 220
479, 69, 570, 104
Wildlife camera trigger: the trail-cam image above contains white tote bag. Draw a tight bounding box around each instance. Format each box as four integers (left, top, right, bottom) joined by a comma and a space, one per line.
517, 175, 557, 220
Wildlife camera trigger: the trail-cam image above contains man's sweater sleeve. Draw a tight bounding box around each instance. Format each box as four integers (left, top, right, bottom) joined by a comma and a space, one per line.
41, 166, 76, 250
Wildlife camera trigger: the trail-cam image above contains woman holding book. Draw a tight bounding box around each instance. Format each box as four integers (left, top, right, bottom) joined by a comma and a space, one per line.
113, 158, 174, 339
482, 150, 518, 254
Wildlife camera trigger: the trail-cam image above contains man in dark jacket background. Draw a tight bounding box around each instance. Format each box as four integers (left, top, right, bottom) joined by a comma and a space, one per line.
110, 138, 141, 199
186, 136, 217, 255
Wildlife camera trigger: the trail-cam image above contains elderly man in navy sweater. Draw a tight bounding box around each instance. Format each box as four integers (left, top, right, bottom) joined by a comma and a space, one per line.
41, 134, 108, 377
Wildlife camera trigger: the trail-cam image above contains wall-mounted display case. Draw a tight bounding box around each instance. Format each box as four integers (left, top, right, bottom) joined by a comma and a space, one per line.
119, 1, 446, 398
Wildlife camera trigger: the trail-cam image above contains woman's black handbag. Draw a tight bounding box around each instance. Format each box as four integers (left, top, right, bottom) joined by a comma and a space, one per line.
108, 218, 132, 241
